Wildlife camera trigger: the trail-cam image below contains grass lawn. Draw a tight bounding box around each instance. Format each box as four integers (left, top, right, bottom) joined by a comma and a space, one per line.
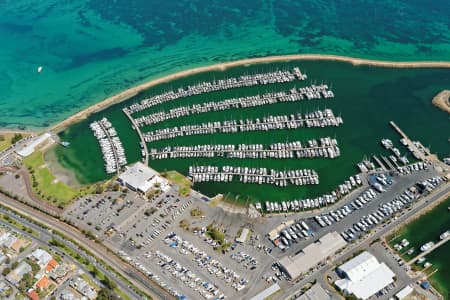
161, 170, 192, 196
23, 151, 95, 208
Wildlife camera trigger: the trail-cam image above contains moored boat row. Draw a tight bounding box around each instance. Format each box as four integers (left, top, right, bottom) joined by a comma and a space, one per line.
143, 109, 343, 142
148, 137, 340, 160
127, 68, 307, 114
188, 166, 319, 186
132, 84, 334, 127
89, 118, 127, 174
261, 174, 363, 213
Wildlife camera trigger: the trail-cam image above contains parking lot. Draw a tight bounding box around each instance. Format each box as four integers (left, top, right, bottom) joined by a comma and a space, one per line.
62, 162, 446, 300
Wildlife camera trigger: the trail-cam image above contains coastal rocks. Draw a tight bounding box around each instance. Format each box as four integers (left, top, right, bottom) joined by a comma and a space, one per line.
431, 90, 450, 114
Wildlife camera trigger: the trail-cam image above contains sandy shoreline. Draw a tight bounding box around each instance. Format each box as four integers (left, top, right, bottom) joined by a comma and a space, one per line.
432, 90, 450, 114
45, 54, 450, 132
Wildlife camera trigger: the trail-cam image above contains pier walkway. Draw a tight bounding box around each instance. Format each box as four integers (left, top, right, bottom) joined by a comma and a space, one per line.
143, 110, 343, 142
372, 155, 387, 171
389, 121, 436, 162
149, 144, 340, 160
407, 235, 450, 266
134, 84, 333, 127
98, 120, 120, 175
381, 155, 396, 170
123, 108, 149, 165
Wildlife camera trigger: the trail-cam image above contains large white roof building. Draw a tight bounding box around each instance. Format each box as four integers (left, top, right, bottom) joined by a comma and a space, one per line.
118, 162, 169, 193
335, 251, 395, 300
278, 232, 347, 280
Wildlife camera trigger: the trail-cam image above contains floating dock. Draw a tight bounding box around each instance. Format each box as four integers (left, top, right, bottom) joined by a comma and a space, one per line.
134, 84, 334, 127
127, 68, 307, 114
143, 109, 343, 142
189, 166, 319, 186
149, 137, 340, 160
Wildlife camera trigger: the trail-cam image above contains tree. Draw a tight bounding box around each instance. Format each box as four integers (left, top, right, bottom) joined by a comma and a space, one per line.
95, 185, 104, 194
91, 266, 100, 278
112, 183, 120, 191
2, 267, 10, 276
11, 133, 23, 144
97, 287, 120, 300
101, 276, 117, 290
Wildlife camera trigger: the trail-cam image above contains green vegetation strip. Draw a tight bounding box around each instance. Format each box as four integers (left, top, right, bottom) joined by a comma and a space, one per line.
0, 213, 39, 237
207, 224, 232, 252
161, 170, 192, 196
23, 151, 95, 208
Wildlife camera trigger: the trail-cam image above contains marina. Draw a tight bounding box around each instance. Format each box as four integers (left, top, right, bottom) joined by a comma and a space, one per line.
143, 109, 343, 142
126, 68, 307, 114
188, 166, 319, 186
148, 137, 340, 160
130, 84, 334, 127
55, 60, 450, 202
89, 118, 127, 174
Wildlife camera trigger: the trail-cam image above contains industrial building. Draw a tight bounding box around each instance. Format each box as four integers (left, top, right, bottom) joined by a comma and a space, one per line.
16, 133, 52, 157
278, 231, 347, 280
249, 283, 280, 300
236, 228, 250, 243
335, 251, 395, 300
395, 285, 414, 300
118, 162, 170, 193
297, 283, 338, 300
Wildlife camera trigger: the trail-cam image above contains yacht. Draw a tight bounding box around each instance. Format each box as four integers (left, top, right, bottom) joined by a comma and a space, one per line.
416, 257, 426, 264
381, 138, 393, 149
440, 230, 450, 240
420, 242, 434, 252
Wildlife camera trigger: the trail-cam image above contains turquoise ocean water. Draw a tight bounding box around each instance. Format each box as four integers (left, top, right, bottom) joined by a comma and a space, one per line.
1, 0, 450, 129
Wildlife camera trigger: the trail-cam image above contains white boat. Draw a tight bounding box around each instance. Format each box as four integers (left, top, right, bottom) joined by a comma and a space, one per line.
420, 242, 434, 252
416, 257, 426, 264
381, 138, 393, 149
440, 230, 450, 240
37, 66, 43, 73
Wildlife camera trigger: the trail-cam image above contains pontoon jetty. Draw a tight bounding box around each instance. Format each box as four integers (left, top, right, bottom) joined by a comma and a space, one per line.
149, 137, 340, 160
131, 84, 334, 127
90, 118, 127, 174
188, 166, 319, 186
126, 67, 307, 114
143, 109, 343, 142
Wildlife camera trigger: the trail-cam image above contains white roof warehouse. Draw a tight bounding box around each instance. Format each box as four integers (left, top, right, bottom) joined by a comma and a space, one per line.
335, 251, 395, 300
278, 232, 347, 280
118, 162, 162, 193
